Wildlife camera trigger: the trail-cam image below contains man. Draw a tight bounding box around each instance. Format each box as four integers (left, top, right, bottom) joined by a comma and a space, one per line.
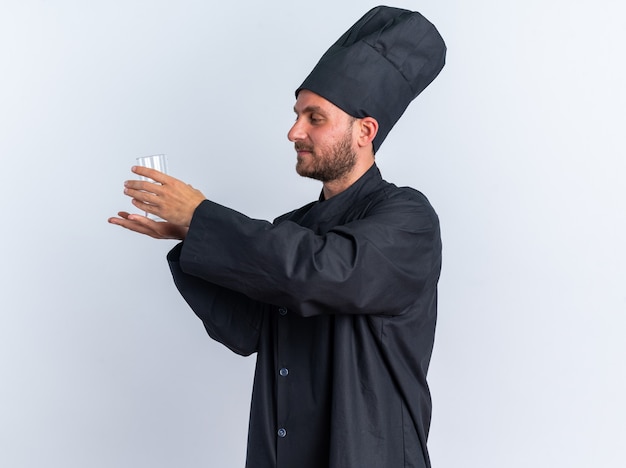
109, 6, 446, 468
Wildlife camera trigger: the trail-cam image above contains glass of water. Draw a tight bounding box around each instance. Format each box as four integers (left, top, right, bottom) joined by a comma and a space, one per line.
135, 154, 168, 220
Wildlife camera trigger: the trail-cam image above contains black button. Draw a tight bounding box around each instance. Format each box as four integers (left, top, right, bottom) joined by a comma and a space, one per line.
278, 307, 288, 316
277, 428, 287, 438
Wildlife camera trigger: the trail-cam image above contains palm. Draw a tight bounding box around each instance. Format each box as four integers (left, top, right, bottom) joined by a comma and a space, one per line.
109, 212, 189, 240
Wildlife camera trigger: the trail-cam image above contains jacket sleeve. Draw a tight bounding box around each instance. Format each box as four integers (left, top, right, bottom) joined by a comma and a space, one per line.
167, 243, 264, 356
178, 193, 441, 318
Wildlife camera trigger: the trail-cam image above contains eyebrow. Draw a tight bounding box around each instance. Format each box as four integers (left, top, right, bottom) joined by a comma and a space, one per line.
293, 105, 325, 115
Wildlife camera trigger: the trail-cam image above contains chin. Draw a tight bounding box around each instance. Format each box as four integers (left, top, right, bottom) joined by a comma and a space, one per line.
296, 165, 319, 181
295, 161, 309, 177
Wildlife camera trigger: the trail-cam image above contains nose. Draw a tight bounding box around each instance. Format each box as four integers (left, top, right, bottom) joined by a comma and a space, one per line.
287, 118, 306, 142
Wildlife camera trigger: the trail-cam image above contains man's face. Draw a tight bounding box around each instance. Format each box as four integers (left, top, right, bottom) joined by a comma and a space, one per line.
288, 90, 358, 183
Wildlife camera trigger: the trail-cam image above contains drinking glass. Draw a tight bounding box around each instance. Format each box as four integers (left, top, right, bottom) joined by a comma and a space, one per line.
136, 154, 168, 181
135, 154, 168, 220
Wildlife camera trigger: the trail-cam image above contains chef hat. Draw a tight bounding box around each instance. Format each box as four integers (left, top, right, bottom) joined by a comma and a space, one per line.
296, 6, 446, 152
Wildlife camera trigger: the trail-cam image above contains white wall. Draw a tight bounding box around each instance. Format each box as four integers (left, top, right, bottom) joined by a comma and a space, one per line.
1, 1, 624, 467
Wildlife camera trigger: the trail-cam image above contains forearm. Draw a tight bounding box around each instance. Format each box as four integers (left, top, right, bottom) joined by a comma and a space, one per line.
178, 199, 441, 317
168, 243, 264, 356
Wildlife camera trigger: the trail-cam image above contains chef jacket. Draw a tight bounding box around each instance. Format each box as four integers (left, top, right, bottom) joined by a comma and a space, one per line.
167, 164, 441, 468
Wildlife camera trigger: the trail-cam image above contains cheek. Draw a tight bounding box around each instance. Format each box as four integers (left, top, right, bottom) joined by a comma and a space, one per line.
310, 128, 340, 145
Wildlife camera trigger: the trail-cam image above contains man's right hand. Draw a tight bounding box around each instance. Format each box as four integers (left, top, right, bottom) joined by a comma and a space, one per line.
108, 211, 189, 240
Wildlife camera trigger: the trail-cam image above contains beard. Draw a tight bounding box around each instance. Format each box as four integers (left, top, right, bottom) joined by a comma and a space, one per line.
295, 126, 357, 183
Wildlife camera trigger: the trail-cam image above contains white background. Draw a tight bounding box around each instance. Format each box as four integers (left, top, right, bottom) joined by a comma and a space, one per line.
1, 1, 624, 467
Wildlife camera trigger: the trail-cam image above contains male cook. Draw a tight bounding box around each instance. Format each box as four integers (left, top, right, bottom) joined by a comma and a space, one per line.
110, 6, 446, 468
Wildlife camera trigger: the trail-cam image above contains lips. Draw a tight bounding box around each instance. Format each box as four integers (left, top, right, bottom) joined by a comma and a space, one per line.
295, 144, 314, 158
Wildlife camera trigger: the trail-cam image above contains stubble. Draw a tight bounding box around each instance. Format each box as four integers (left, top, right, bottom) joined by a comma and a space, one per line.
295, 124, 357, 183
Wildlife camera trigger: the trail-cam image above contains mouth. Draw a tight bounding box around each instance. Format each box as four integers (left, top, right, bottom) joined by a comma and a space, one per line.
295, 145, 313, 156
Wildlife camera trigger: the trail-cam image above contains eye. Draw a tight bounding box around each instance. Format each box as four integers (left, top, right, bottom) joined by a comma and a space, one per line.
310, 113, 324, 124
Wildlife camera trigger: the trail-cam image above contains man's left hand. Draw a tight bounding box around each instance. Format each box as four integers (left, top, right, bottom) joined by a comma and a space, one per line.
121, 166, 206, 227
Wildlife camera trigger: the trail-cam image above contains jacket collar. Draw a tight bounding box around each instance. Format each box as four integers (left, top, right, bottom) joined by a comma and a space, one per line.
312, 163, 384, 218
318, 163, 383, 203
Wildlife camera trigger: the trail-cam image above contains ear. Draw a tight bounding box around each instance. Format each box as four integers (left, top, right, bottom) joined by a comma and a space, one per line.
356, 117, 379, 149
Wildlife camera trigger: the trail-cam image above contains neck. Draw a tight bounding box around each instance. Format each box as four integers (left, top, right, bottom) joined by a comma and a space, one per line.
322, 158, 375, 199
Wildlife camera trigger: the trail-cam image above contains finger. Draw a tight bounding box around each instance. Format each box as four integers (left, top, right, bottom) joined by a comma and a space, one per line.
130, 197, 162, 217
126, 212, 158, 226
123, 179, 164, 194
108, 213, 148, 227
131, 166, 174, 185
107, 212, 135, 224
124, 186, 162, 208
108, 213, 162, 238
